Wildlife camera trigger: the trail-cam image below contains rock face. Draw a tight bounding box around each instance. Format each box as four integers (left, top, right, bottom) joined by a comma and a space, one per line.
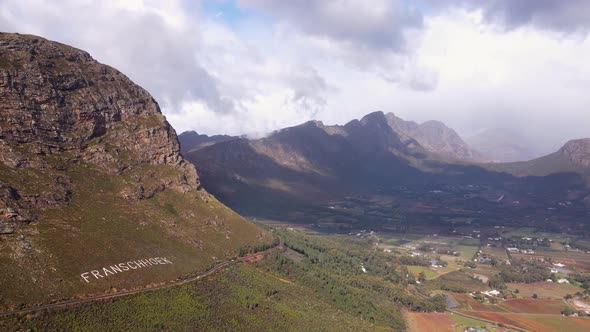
384, 113, 482, 162
0, 32, 199, 222
0, 33, 265, 306
559, 138, 590, 168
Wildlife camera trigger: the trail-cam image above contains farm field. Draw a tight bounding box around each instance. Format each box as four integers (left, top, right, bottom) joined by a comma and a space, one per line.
438, 272, 488, 292
482, 246, 509, 260
407, 265, 438, 279
497, 299, 568, 314
404, 310, 455, 332
455, 245, 479, 259
462, 311, 590, 332
452, 293, 509, 312
507, 281, 582, 299
454, 295, 569, 315
404, 310, 519, 332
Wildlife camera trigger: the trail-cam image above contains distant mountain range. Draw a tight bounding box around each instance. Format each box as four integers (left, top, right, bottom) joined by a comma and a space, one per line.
182, 112, 590, 229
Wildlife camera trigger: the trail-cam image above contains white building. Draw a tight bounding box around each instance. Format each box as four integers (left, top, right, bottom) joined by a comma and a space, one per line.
483, 290, 500, 297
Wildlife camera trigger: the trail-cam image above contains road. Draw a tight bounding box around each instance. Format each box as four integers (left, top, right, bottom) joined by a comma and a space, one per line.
0, 259, 239, 317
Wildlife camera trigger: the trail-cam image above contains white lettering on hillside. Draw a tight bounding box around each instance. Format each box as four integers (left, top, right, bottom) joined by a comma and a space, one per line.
80, 257, 173, 283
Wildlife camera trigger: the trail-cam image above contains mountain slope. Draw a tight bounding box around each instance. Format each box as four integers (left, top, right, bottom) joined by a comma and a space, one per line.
384, 113, 482, 162
0, 33, 266, 306
485, 138, 590, 179
187, 111, 590, 226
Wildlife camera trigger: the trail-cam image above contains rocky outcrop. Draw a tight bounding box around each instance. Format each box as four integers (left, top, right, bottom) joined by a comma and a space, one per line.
0, 181, 34, 234
559, 138, 590, 168
0, 32, 200, 225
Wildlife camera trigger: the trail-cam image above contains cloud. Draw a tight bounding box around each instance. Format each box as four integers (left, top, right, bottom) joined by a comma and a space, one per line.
0, 0, 232, 114
287, 65, 330, 118
433, 0, 590, 33
237, 0, 437, 91
0, 0, 588, 153
237, 0, 422, 51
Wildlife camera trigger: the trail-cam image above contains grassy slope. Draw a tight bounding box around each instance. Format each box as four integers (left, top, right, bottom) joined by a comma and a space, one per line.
0, 264, 387, 332
0, 161, 268, 306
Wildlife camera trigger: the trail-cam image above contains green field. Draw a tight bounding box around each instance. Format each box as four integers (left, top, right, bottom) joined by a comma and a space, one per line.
449, 313, 486, 329
408, 266, 438, 279
455, 245, 479, 259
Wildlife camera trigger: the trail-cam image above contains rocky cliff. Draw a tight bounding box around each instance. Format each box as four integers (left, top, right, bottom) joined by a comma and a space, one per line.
0, 33, 265, 306
0, 33, 200, 231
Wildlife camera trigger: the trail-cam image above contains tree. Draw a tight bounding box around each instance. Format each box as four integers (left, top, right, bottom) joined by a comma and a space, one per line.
562, 307, 576, 316
418, 271, 426, 283
474, 293, 485, 302
490, 257, 498, 267
464, 261, 477, 268
532, 293, 538, 299
489, 275, 506, 290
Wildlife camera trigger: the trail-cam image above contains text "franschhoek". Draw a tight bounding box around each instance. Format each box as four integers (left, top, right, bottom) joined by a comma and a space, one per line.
80, 257, 173, 283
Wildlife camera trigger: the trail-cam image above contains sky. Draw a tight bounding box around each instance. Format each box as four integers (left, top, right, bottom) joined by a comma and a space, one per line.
1, 0, 589, 153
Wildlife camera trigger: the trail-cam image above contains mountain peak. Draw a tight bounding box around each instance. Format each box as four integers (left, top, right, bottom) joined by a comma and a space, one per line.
383, 112, 481, 162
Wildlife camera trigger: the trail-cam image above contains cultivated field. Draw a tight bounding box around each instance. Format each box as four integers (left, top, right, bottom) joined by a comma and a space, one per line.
463, 312, 590, 332
404, 310, 455, 332
482, 246, 509, 260
497, 299, 567, 314
507, 281, 582, 299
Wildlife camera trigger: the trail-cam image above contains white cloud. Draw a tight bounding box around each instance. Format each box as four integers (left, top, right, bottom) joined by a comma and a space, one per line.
0, 0, 588, 152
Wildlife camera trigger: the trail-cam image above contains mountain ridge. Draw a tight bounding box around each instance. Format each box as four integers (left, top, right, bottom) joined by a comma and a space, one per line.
186, 111, 590, 227
178, 131, 236, 154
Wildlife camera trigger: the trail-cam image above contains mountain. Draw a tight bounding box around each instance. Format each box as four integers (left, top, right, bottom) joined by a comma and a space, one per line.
384, 113, 482, 162
0, 33, 266, 306
465, 128, 540, 162
186, 111, 590, 229
178, 131, 236, 154
485, 138, 590, 179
